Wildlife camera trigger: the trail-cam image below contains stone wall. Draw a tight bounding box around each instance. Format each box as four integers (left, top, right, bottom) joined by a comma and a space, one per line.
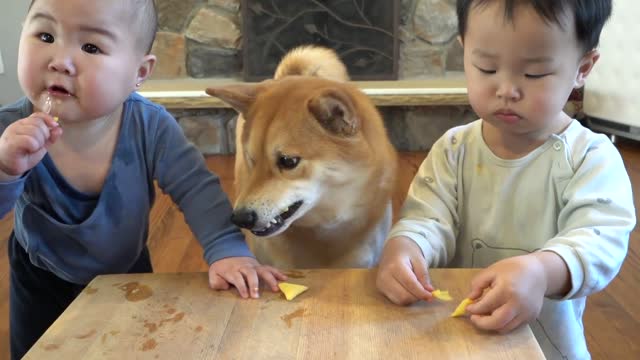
152, 0, 474, 154
168, 105, 478, 155
152, 0, 463, 80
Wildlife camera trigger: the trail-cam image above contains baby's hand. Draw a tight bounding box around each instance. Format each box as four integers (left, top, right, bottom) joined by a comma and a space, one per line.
376, 236, 434, 305
465, 254, 547, 333
207, 256, 287, 299
0, 113, 62, 180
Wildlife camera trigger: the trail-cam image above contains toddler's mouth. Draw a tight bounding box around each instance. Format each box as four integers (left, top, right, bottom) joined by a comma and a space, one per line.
48, 85, 72, 97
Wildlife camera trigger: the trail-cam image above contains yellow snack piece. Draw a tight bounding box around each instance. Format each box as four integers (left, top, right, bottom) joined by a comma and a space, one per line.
431, 289, 452, 301
278, 282, 309, 301
53, 116, 59, 122
451, 298, 474, 317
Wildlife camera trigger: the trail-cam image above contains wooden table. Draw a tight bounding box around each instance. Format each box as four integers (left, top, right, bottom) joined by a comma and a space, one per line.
25, 269, 544, 359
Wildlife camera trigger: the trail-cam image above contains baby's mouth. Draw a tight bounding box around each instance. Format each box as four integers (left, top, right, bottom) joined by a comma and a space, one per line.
48, 85, 72, 97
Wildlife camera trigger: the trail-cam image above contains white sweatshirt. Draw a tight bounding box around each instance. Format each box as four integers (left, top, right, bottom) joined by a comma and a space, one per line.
389, 119, 636, 360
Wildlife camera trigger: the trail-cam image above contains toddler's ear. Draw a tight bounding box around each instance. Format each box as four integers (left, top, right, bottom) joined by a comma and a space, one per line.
136, 54, 157, 86
574, 50, 600, 88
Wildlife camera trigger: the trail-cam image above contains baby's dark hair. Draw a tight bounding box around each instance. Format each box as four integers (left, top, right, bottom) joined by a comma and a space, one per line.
456, 0, 612, 53
28, 0, 157, 55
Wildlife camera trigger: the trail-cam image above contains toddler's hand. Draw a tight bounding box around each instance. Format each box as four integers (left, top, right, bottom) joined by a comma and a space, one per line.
0, 113, 62, 180
207, 256, 287, 299
376, 236, 434, 305
465, 254, 547, 333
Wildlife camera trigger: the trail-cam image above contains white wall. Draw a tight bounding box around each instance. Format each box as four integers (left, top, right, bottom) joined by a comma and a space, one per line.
0, 1, 29, 106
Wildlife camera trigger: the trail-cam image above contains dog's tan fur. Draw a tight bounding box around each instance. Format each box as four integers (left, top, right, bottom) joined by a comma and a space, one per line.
206, 46, 397, 268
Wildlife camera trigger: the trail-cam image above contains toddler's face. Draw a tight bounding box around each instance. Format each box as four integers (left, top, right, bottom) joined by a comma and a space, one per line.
462, 2, 593, 140
18, 0, 146, 123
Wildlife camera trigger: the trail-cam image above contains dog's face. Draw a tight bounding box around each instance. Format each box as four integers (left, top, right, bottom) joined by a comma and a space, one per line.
207, 77, 377, 237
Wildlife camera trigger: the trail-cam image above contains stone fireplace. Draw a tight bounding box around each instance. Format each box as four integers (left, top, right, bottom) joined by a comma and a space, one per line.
149, 0, 479, 156
241, 0, 400, 81
151, 0, 463, 80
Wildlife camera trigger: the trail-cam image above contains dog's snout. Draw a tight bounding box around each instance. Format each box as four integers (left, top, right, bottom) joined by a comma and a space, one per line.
231, 208, 258, 229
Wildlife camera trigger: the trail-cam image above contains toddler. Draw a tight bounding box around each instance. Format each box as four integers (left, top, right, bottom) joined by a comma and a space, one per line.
376, 1, 635, 359
0, 1, 285, 358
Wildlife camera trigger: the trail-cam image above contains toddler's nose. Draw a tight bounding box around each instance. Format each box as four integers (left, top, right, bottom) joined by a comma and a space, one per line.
48, 53, 76, 76
496, 81, 521, 101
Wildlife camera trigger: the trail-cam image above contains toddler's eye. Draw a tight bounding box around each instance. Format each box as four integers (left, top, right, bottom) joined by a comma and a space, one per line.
81, 43, 102, 54
525, 73, 550, 79
475, 66, 496, 74
38, 33, 54, 43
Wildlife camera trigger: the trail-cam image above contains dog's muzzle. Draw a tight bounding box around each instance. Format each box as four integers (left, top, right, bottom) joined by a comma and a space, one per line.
231, 200, 303, 236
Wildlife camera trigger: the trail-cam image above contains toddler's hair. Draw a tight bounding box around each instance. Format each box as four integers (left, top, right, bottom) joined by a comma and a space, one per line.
456, 0, 612, 53
28, 0, 158, 55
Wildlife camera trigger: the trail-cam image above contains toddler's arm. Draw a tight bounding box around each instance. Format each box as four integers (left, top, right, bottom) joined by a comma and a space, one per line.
208, 256, 287, 299
543, 139, 635, 299
464, 251, 569, 333
0, 112, 62, 216
149, 108, 284, 296
376, 236, 434, 305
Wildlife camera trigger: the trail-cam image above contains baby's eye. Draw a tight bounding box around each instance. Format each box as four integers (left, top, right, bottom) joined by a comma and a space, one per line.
81, 43, 102, 54
525, 73, 550, 79
38, 33, 54, 43
474, 65, 496, 74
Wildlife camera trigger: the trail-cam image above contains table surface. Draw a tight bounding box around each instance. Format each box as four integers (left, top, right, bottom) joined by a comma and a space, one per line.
25, 268, 544, 359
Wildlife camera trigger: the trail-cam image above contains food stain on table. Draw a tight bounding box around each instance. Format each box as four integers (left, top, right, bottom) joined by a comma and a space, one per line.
74, 329, 97, 339
43, 343, 61, 351
141, 338, 157, 351
281, 308, 306, 328
144, 321, 158, 333
118, 282, 153, 301
194, 325, 203, 332
142, 312, 186, 335
84, 286, 98, 294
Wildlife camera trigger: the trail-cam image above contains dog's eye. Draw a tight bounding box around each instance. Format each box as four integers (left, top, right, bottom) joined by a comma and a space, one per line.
277, 154, 300, 170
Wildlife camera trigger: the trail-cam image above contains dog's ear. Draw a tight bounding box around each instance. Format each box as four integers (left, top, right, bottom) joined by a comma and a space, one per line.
308, 89, 359, 137
205, 84, 258, 114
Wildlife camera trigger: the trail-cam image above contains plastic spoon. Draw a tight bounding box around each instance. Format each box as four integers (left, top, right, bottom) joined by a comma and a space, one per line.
43, 94, 60, 123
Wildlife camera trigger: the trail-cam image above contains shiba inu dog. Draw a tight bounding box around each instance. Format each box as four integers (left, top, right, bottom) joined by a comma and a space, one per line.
205, 46, 397, 268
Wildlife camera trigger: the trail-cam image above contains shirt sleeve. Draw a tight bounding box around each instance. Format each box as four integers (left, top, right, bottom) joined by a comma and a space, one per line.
0, 101, 30, 219
387, 130, 460, 267
150, 110, 253, 265
0, 176, 26, 218
543, 140, 636, 299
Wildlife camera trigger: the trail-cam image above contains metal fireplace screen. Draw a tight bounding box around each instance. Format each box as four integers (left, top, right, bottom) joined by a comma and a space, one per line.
241, 0, 400, 81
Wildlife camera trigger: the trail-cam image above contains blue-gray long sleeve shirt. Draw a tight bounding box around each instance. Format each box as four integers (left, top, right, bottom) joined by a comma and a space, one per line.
0, 93, 252, 284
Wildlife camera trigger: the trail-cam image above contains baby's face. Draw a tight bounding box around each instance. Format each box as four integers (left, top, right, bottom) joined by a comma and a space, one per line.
18, 0, 145, 123
462, 2, 591, 141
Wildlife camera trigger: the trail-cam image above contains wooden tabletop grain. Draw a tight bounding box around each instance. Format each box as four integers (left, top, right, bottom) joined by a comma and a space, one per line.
25, 268, 544, 360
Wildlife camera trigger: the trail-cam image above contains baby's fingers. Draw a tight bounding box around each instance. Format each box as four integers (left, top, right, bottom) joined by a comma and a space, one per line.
466, 286, 502, 315
239, 268, 260, 299
256, 266, 286, 292
225, 272, 250, 299
470, 303, 518, 331
389, 272, 431, 305
468, 270, 496, 300
208, 273, 230, 291
30, 112, 60, 129
381, 279, 420, 305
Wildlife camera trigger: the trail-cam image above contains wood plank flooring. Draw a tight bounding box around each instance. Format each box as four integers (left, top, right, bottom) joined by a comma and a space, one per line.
0, 145, 639, 359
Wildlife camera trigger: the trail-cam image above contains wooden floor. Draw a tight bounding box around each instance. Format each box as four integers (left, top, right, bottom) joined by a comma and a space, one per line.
1, 145, 639, 359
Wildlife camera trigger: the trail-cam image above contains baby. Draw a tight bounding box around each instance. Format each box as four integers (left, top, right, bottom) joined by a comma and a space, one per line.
376, 1, 635, 359
0, 1, 285, 358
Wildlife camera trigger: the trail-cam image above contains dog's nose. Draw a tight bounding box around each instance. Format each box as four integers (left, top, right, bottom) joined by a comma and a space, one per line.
231, 208, 258, 229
